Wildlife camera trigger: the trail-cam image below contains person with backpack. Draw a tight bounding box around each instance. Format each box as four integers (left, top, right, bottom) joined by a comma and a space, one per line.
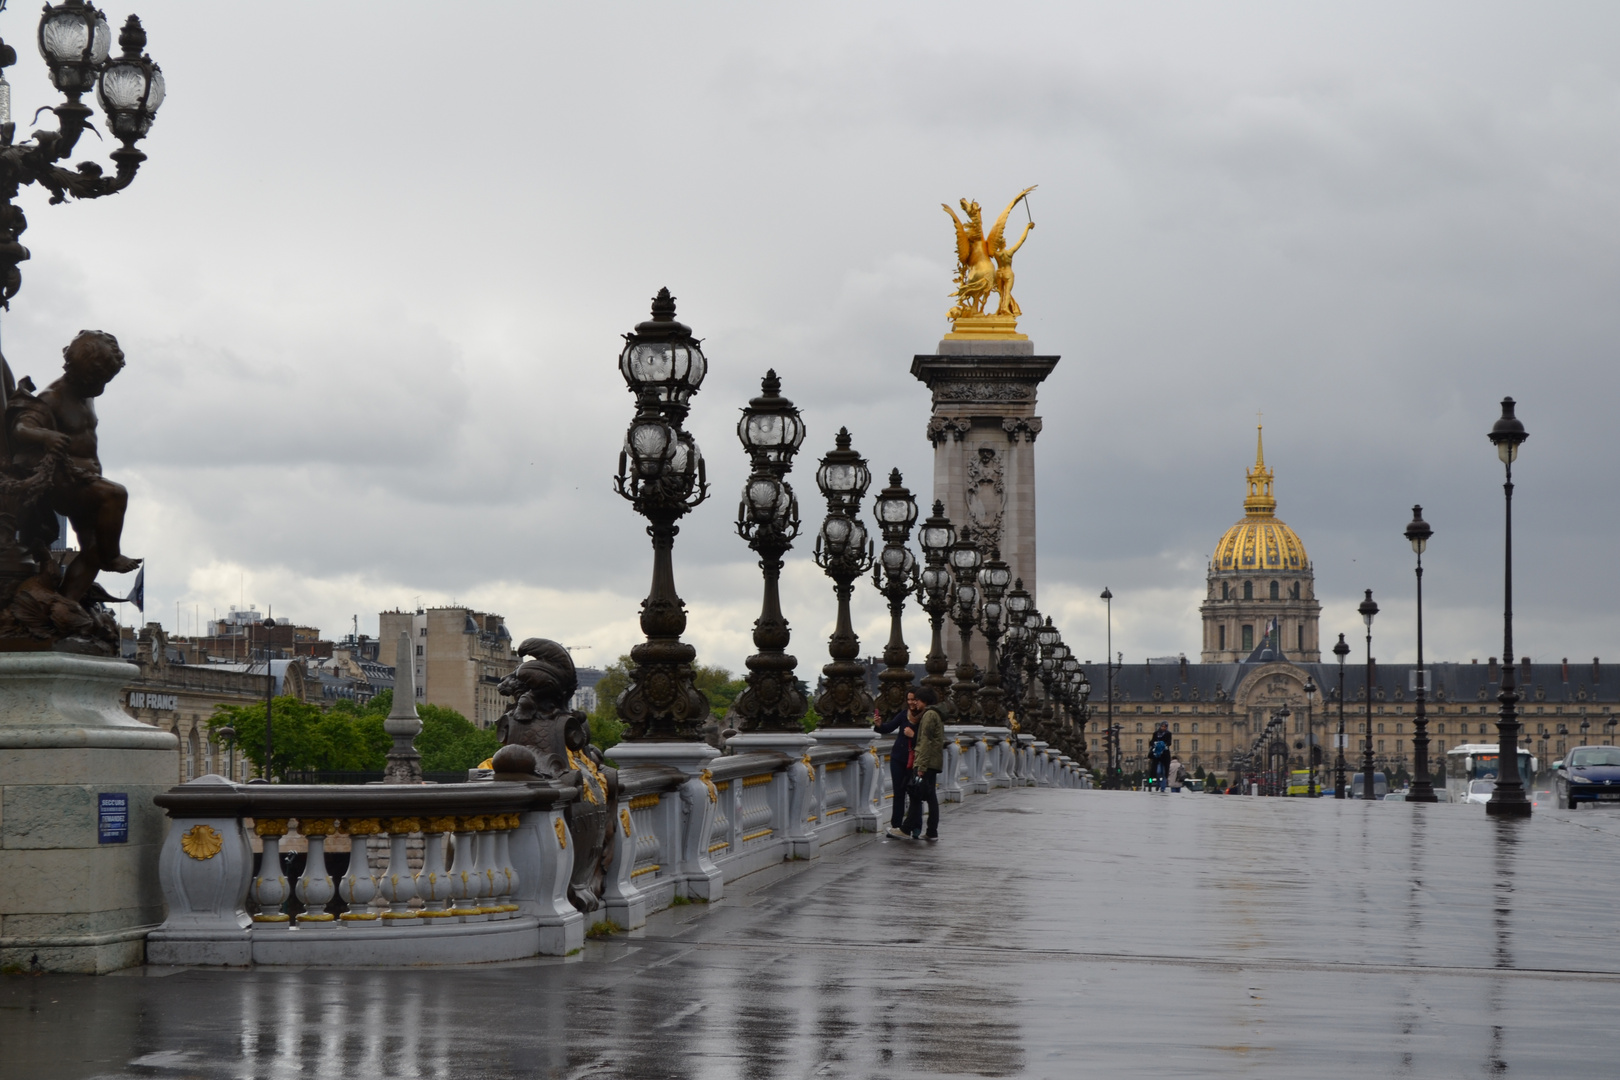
1167, 756, 1186, 794
902, 687, 945, 841
875, 696, 918, 838
1150, 722, 1172, 793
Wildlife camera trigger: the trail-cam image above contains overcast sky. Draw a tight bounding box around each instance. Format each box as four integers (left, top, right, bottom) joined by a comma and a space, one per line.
6, 2, 1618, 675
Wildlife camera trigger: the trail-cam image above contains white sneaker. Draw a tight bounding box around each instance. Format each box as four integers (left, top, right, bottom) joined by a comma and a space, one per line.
886, 827, 910, 839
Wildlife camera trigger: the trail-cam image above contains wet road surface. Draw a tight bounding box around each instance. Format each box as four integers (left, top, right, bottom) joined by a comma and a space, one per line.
5, 788, 1618, 1078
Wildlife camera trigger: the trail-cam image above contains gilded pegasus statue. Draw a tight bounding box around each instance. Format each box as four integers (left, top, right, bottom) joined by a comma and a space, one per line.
943, 186, 1037, 322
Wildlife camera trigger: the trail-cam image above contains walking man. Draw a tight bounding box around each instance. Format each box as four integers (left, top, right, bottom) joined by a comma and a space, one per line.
903, 688, 945, 842
875, 696, 918, 838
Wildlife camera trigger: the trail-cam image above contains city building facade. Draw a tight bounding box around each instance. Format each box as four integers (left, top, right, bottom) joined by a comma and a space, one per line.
377, 607, 517, 729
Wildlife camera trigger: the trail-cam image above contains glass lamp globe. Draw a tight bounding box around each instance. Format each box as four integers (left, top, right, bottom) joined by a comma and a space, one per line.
619, 289, 707, 413
96, 15, 163, 140
39, 0, 110, 95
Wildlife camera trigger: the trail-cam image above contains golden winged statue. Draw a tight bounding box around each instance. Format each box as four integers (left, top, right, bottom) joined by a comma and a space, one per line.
942, 186, 1036, 340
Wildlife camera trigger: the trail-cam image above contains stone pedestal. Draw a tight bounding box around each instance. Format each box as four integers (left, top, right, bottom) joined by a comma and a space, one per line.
811, 727, 880, 831
0, 654, 175, 973
913, 341, 1058, 668
607, 742, 725, 899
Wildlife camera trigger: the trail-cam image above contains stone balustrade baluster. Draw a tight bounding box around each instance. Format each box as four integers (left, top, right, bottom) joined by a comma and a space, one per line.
471, 816, 500, 916
379, 816, 420, 922
337, 818, 380, 924
251, 818, 292, 923
417, 817, 456, 918
451, 816, 487, 922
294, 818, 337, 924
493, 813, 519, 916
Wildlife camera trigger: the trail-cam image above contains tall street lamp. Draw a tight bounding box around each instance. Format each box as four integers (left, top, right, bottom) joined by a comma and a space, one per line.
1333, 633, 1349, 798
261, 616, 277, 781
811, 428, 874, 726
976, 548, 1012, 725
869, 469, 919, 719
1486, 397, 1532, 818
915, 501, 956, 702
1405, 505, 1438, 802
0, 3, 165, 311
1303, 677, 1317, 797
1002, 579, 1033, 729
612, 289, 711, 741
1101, 587, 1118, 789
1359, 590, 1378, 801
730, 370, 808, 732
947, 527, 983, 721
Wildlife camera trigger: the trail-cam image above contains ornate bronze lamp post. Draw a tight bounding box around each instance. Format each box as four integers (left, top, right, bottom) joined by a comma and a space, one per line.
1359, 590, 1378, 800
729, 370, 807, 732
1334, 633, 1349, 798
0, 2, 164, 311
1405, 505, 1438, 802
868, 468, 919, 720
1486, 398, 1532, 818
1303, 676, 1317, 797
1034, 616, 1060, 740
810, 428, 874, 726
1000, 579, 1032, 728
947, 528, 983, 721
915, 501, 956, 701
975, 548, 1011, 725
613, 289, 711, 741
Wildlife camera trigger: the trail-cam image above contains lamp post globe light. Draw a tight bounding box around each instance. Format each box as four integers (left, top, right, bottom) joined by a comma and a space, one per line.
1404, 505, 1438, 802
1486, 397, 1532, 818
975, 547, 1012, 725
947, 527, 984, 721
1359, 590, 1378, 801
728, 370, 809, 733
810, 428, 875, 727
1333, 633, 1350, 798
915, 500, 957, 701
612, 289, 712, 742
867, 468, 920, 721
0, 1, 164, 311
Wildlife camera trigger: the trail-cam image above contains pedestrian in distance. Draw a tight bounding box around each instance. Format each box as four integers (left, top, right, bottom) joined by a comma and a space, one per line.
902, 687, 945, 842
875, 696, 918, 838
1150, 722, 1172, 793
1167, 756, 1186, 794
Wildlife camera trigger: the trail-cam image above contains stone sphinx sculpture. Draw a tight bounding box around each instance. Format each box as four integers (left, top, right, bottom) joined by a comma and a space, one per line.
0, 330, 139, 653
494, 637, 618, 913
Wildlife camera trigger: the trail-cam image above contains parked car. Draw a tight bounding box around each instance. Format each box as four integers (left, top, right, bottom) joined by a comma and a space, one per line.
1464, 778, 1496, 805
1348, 772, 1389, 799
1382, 791, 1408, 801
1554, 746, 1620, 809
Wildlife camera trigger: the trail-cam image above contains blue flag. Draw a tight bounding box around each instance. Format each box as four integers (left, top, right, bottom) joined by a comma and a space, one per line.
127, 566, 144, 612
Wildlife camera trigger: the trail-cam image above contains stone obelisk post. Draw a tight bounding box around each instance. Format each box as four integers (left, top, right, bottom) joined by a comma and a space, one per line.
383, 631, 423, 783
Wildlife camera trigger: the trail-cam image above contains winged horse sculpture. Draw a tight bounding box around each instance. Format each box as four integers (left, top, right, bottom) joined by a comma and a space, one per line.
943, 186, 1036, 321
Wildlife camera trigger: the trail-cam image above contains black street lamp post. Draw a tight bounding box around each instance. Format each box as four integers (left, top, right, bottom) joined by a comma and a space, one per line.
1101, 587, 1119, 789
1001, 579, 1033, 729
976, 548, 1012, 725
1334, 633, 1350, 798
613, 289, 711, 741
1034, 616, 1060, 743
1406, 505, 1438, 802
730, 370, 808, 732
261, 616, 277, 781
867, 467, 920, 721
1303, 677, 1317, 797
947, 528, 983, 722
915, 501, 956, 702
1486, 397, 1532, 818
0, 2, 165, 313
1359, 590, 1378, 801
811, 428, 875, 727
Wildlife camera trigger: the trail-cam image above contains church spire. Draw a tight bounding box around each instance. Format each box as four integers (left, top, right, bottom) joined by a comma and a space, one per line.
1244, 424, 1276, 518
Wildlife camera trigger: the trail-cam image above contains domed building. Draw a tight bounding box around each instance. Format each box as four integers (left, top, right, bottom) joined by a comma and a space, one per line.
1200, 428, 1321, 662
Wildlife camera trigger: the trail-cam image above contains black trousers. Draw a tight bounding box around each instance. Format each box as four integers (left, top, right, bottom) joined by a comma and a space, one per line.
889, 753, 912, 828
902, 770, 940, 837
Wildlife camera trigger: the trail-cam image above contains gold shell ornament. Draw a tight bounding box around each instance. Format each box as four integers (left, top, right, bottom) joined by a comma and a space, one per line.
180, 823, 223, 860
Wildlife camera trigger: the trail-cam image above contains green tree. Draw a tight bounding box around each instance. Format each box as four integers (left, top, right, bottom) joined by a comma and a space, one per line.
209, 697, 387, 780
416, 704, 501, 773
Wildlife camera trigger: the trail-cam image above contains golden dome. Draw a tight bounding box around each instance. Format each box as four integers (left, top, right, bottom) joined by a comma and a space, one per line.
1212, 426, 1309, 572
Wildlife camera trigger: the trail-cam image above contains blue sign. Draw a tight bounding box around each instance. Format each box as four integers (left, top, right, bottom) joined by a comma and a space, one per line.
98, 792, 129, 844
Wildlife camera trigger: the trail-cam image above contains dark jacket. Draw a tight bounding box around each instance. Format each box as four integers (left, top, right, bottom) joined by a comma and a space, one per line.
912, 708, 945, 772
876, 707, 915, 767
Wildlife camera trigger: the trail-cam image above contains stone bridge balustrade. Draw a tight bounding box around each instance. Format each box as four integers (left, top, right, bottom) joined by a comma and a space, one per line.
148, 777, 579, 966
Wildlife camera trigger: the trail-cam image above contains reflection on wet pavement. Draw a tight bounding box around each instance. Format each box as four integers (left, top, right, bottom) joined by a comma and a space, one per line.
4, 789, 1619, 1078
